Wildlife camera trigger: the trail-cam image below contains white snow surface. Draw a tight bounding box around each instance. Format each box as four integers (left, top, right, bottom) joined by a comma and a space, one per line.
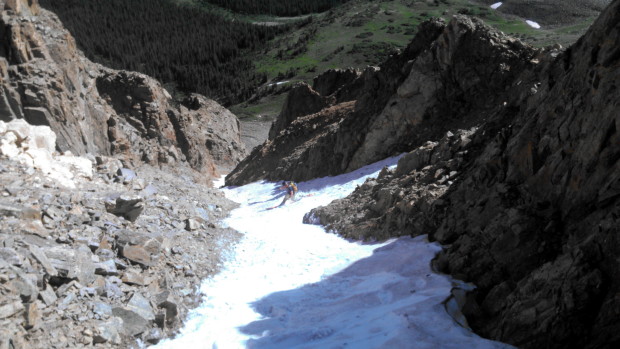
155, 156, 514, 349
526, 20, 541, 29
490, 2, 502, 9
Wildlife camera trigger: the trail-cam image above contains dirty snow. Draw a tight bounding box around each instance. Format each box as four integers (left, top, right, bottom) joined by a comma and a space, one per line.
154, 156, 514, 349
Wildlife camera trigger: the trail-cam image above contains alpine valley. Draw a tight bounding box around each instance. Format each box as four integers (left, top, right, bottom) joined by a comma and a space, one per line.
0, 0, 618, 348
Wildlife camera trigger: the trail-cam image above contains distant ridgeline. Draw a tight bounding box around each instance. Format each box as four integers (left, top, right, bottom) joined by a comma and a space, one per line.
199, 0, 351, 16
39, 0, 298, 105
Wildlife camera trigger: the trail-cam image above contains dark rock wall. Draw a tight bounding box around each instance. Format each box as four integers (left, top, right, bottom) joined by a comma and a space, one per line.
307, 1, 620, 348
431, 2, 620, 347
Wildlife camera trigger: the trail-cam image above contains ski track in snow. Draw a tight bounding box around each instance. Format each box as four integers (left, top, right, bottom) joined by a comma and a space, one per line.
154, 156, 514, 349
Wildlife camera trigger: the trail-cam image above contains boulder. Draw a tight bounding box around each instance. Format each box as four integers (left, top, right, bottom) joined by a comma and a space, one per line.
111, 307, 149, 336
121, 245, 151, 267
38, 285, 57, 306
44, 246, 96, 284
105, 195, 144, 222
94, 259, 118, 276
126, 293, 155, 321
0, 247, 23, 266
23, 301, 41, 330
0, 300, 24, 319
29, 245, 58, 277
121, 270, 146, 286
93, 317, 123, 345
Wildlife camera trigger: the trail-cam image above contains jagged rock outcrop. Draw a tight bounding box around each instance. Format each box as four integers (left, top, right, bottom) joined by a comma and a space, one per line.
304, 128, 475, 241
0, 0, 245, 178
267, 82, 332, 140
307, 0, 620, 348
226, 15, 537, 185
311, 67, 360, 98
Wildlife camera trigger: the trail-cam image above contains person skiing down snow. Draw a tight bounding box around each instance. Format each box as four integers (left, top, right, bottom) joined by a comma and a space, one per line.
274, 181, 298, 208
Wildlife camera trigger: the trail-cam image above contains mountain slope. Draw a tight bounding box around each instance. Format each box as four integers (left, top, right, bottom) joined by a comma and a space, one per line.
228, 0, 620, 347
305, 0, 620, 347
1, 0, 246, 178
226, 14, 538, 185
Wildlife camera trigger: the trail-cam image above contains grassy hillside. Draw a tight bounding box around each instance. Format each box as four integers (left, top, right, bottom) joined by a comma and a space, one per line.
232, 0, 603, 120
197, 0, 351, 16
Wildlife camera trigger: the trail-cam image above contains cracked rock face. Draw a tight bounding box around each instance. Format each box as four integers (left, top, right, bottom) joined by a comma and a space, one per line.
1, 0, 245, 179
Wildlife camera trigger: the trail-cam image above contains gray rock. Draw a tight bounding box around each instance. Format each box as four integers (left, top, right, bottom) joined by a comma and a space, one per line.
21, 220, 49, 238
127, 293, 155, 321
29, 245, 58, 277
102, 280, 123, 299
0, 300, 24, 319
0, 202, 23, 218
8, 272, 39, 303
96, 248, 116, 261
121, 270, 146, 286
92, 302, 113, 317
24, 301, 41, 329
121, 245, 151, 266
111, 307, 149, 336
95, 259, 118, 276
140, 184, 158, 197
0, 247, 23, 266
43, 206, 64, 221
145, 327, 163, 344
93, 317, 123, 344
75, 246, 97, 285
58, 293, 77, 310
105, 195, 144, 222
185, 218, 201, 231
117, 168, 137, 183
39, 285, 58, 306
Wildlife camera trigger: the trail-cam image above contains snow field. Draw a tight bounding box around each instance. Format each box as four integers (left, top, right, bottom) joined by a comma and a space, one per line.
155, 156, 513, 349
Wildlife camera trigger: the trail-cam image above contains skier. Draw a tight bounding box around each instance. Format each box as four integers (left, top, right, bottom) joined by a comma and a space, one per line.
273, 181, 298, 208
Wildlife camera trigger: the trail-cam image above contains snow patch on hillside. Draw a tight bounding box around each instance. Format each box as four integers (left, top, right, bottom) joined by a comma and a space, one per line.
526, 20, 541, 29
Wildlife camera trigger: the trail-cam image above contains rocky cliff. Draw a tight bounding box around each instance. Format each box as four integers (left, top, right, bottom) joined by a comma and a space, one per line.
1, 119, 241, 347
1, 0, 246, 178
225, 13, 538, 186
305, 0, 620, 348
0, 0, 248, 347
